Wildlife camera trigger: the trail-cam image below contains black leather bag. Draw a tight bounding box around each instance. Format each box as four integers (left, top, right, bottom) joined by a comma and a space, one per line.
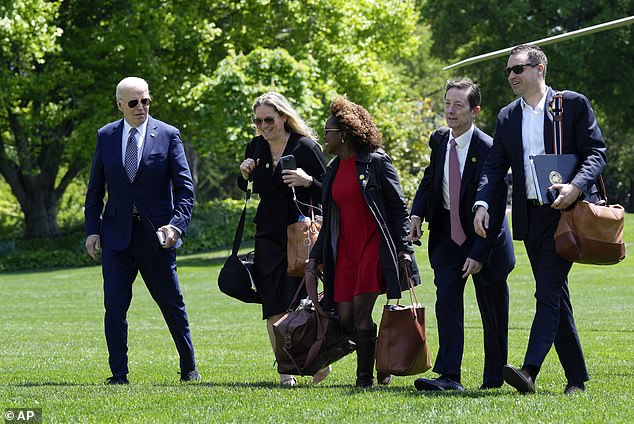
273, 271, 355, 375
218, 187, 261, 304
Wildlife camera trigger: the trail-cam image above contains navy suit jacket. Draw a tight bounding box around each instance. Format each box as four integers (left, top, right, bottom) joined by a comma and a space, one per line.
84, 116, 194, 251
411, 127, 514, 280
476, 88, 607, 240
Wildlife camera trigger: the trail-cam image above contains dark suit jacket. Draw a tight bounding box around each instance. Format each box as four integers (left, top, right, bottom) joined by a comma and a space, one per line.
412, 126, 514, 279
476, 88, 607, 240
84, 116, 194, 251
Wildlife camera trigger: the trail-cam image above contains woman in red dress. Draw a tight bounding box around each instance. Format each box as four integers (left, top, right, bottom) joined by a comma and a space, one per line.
307, 96, 420, 387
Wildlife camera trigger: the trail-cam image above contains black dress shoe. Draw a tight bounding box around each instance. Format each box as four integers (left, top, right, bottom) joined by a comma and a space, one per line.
377, 372, 393, 386
564, 383, 586, 395
180, 368, 202, 382
479, 382, 503, 390
503, 365, 535, 393
414, 376, 464, 392
105, 375, 129, 385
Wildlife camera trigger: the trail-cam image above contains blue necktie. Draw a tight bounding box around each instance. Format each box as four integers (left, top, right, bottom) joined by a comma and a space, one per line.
125, 128, 138, 182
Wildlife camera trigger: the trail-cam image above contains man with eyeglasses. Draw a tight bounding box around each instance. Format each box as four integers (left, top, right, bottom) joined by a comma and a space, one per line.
473, 45, 606, 395
85, 77, 200, 384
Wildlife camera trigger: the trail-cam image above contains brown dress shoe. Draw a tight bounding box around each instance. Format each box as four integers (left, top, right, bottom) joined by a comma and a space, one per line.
503, 365, 535, 393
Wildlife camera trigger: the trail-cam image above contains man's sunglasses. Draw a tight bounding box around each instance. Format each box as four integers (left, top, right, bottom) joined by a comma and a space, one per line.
252, 117, 276, 126
127, 98, 151, 108
504, 63, 539, 77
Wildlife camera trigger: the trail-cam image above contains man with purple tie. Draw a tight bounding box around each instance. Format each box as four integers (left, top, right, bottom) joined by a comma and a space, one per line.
84, 77, 200, 384
410, 79, 515, 391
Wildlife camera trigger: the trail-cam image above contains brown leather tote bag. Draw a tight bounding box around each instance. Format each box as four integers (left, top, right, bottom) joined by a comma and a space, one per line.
376, 269, 432, 376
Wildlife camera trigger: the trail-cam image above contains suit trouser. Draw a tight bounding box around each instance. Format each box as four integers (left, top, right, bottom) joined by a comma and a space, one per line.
523, 203, 589, 383
431, 219, 509, 384
101, 220, 196, 377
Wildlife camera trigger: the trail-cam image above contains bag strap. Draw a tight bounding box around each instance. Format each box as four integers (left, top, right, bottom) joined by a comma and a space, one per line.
551, 91, 564, 155
285, 272, 329, 373
597, 175, 608, 204
231, 181, 252, 256
551, 91, 609, 204
385, 265, 420, 314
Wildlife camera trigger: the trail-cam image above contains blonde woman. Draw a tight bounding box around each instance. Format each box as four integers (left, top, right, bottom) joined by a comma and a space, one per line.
238, 92, 328, 386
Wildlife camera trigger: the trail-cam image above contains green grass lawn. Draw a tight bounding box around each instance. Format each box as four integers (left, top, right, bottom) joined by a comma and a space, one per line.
1, 217, 633, 423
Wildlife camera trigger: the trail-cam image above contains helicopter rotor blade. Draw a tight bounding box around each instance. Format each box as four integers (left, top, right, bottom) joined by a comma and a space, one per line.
443, 15, 634, 71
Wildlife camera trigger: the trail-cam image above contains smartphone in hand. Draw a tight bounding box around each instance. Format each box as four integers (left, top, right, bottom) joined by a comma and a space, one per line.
280, 154, 297, 170
156, 230, 166, 245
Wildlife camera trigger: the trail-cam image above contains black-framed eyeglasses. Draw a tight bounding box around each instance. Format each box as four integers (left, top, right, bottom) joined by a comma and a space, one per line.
504, 63, 539, 77
323, 128, 341, 134
127, 98, 151, 108
252, 117, 276, 126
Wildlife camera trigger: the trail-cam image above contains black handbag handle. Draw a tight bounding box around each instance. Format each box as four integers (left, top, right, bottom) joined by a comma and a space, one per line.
231, 182, 252, 255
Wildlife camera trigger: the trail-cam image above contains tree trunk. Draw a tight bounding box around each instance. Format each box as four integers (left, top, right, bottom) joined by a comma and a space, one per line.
21, 184, 61, 238
1, 107, 81, 239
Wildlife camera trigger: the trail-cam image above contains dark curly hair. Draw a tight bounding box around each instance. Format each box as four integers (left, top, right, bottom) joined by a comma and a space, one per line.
330, 96, 382, 151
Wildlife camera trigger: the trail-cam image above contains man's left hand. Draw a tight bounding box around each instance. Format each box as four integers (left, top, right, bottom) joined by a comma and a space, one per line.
158, 225, 179, 248
550, 183, 581, 210
462, 258, 483, 278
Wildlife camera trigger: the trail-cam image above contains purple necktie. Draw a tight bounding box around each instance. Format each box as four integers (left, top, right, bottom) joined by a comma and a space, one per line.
449, 139, 466, 246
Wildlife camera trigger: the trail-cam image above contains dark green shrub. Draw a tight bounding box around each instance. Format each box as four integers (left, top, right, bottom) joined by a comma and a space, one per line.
0, 198, 257, 272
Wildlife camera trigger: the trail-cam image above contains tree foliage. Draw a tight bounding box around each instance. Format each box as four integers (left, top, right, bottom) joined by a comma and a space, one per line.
421, 0, 634, 209
1, 0, 433, 238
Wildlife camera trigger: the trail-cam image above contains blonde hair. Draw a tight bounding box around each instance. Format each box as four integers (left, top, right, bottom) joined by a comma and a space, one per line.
252, 92, 316, 141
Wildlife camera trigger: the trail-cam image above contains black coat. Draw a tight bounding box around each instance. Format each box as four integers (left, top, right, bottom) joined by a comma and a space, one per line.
238, 133, 327, 318
476, 88, 607, 240
411, 127, 515, 278
311, 146, 420, 311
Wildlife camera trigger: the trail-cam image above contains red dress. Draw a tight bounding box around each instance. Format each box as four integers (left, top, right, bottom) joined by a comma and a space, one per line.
331, 156, 385, 302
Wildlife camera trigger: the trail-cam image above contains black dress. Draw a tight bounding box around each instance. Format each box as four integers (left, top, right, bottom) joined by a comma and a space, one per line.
238, 133, 326, 318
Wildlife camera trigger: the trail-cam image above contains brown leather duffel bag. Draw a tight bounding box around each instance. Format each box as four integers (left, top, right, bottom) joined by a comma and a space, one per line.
554, 200, 626, 265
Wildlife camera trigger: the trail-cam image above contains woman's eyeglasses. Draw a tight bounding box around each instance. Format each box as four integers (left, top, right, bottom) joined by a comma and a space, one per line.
323, 128, 341, 134
504, 63, 538, 77
252, 117, 276, 126
127, 98, 151, 108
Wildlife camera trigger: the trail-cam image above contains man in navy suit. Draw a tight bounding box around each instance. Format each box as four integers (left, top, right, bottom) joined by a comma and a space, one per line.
410, 79, 515, 391
474, 45, 606, 394
85, 77, 200, 384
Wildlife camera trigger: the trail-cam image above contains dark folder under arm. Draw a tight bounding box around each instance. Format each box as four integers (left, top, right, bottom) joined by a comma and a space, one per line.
529, 154, 579, 204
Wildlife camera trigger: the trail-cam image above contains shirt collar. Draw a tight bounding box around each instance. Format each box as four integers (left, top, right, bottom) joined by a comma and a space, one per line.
449, 124, 474, 149
122, 118, 148, 140
520, 90, 548, 113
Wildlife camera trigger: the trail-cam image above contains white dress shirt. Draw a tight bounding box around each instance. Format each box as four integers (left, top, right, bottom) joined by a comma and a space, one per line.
121, 119, 148, 169
520, 92, 548, 200
442, 125, 474, 209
